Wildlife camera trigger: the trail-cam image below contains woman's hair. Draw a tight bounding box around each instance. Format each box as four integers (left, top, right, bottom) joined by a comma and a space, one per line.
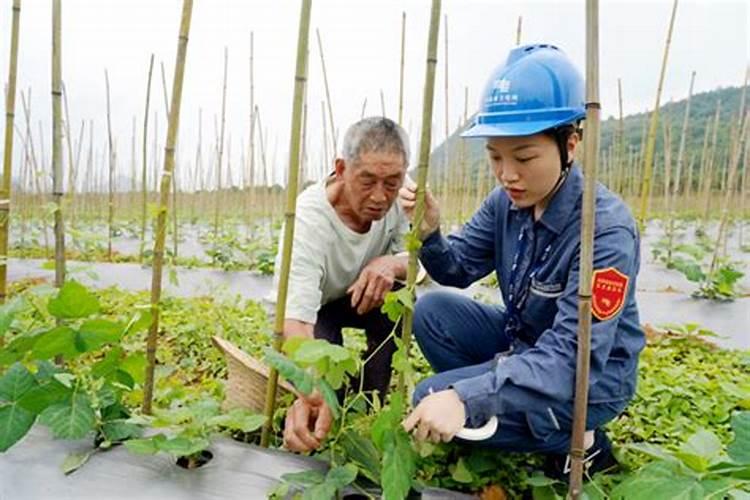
543, 123, 582, 169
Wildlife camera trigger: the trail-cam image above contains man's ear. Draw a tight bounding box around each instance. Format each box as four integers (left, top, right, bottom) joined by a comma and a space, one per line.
334, 158, 346, 178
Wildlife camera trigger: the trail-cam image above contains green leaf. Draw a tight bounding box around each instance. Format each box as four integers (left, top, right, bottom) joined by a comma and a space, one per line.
47, 281, 100, 319
30, 326, 78, 360
325, 463, 358, 489
450, 457, 474, 484
263, 348, 314, 395
680, 429, 723, 461
61, 450, 94, 474
280, 469, 326, 488
77, 319, 125, 351
729, 412, 750, 464
382, 287, 414, 322
157, 436, 209, 457
381, 429, 415, 500
207, 410, 266, 433
339, 430, 381, 484
124, 309, 152, 336
91, 346, 124, 379
0, 363, 38, 402
39, 394, 96, 440
102, 421, 143, 442
0, 403, 35, 452
611, 462, 704, 500
120, 353, 147, 385
16, 379, 72, 414
125, 434, 164, 455
316, 380, 340, 419
0, 297, 26, 337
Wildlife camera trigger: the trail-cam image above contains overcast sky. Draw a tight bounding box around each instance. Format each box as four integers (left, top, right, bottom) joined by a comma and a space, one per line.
0, 0, 747, 189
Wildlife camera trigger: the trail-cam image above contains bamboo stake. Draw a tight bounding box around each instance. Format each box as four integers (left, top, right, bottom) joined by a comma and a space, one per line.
637, 0, 678, 229
160, 62, 179, 259
52, 0, 65, 287
398, 11, 406, 126
142, 0, 193, 415
615, 78, 625, 194
707, 112, 748, 278
140, 54, 154, 261
260, 0, 312, 448
0, 0, 21, 303
397, 0, 441, 396
667, 71, 695, 243
379, 89, 386, 117
105, 70, 115, 261
569, 0, 600, 495
62, 82, 77, 229
516, 15, 522, 45
316, 29, 337, 158
248, 32, 256, 227
701, 101, 722, 225
214, 48, 228, 239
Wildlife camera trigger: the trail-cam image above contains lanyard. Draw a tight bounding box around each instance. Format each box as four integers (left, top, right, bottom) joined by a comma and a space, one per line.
504, 219, 554, 343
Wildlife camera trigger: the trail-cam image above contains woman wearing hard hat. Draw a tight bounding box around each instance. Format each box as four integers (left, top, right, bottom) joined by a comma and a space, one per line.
400, 44, 644, 480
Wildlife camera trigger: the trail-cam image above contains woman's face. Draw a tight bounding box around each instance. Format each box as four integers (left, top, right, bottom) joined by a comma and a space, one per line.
486, 132, 577, 211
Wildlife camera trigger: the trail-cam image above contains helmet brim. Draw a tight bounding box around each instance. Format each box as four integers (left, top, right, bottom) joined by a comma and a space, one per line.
460, 118, 580, 138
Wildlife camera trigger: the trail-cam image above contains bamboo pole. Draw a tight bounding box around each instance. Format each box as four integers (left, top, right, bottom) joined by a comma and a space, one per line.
397, 0, 441, 396
105, 70, 115, 261
140, 54, 154, 261
667, 71, 695, 248
569, 0, 600, 495
398, 11, 406, 126
52, 0, 65, 287
316, 29, 337, 158
701, 101, 722, 224
0, 0, 21, 303
260, 0, 312, 448
248, 32, 256, 228
142, 0, 193, 415
160, 62, 179, 259
637, 0, 678, 230
214, 48, 228, 239
62, 82, 77, 230
615, 78, 625, 194
516, 15, 522, 45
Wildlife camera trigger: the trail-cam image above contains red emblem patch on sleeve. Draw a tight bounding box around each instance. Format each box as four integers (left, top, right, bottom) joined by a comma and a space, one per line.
591, 267, 629, 321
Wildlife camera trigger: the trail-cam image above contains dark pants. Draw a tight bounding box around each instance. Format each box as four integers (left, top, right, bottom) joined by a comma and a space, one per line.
314, 293, 400, 399
412, 291, 627, 454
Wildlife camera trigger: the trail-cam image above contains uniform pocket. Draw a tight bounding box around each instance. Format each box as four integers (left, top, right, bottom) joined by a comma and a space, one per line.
522, 279, 563, 333
526, 407, 563, 442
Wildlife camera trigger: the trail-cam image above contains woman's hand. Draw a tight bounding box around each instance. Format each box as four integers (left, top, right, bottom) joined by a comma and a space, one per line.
402, 389, 466, 443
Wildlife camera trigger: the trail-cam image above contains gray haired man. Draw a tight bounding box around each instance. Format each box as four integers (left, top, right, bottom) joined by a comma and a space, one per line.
272, 117, 410, 452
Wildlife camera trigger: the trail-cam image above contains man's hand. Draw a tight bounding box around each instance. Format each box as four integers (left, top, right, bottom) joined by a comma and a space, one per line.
283, 392, 333, 453
402, 389, 466, 443
347, 255, 402, 315
398, 175, 440, 240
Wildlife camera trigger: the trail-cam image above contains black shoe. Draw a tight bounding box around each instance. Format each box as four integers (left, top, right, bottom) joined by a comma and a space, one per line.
542, 428, 619, 482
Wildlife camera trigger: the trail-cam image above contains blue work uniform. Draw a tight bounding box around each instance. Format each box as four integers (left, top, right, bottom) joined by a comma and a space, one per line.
412, 163, 645, 454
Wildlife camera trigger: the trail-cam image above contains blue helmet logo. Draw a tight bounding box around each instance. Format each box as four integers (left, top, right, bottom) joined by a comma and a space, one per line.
462, 44, 585, 138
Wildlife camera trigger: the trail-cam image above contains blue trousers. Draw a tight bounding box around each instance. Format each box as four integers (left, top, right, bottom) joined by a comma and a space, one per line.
412, 291, 627, 454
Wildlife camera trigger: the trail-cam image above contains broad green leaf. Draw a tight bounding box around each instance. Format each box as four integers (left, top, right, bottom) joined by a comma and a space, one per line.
325, 463, 358, 489
207, 410, 266, 433
61, 450, 94, 475
157, 436, 209, 457
450, 457, 474, 483
0, 363, 37, 402
0, 297, 26, 337
30, 326, 77, 360
372, 392, 404, 451
263, 348, 314, 395
77, 319, 125, 351
339, 430, 381, 484
102, 421, 143, 442
680, 429, 722, 461
16, 379, 72, 414
0, 403, 35, 452
125, 435, 164, 455
91, 346, 125, 379
47, 281, 100, 319
39, 394, 96, 440
123, 310, 152, 336
610, 462, 704, 500
302, 483, 336, 500
280, 469, 326, 487
728, 412, 750, 464
381, 430, 415, 500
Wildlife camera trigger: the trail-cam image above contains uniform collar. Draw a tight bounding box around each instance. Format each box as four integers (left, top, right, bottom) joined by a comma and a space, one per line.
536, 162, 583, 234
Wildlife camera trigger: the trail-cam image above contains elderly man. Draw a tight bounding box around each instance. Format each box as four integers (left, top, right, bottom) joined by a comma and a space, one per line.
272, 117, 410, 453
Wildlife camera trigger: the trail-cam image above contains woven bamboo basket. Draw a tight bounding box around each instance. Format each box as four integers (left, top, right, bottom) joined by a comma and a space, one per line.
211, 336, 295, 412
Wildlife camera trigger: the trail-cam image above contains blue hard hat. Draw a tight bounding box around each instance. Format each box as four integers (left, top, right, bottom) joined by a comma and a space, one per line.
462, 44, 585, 138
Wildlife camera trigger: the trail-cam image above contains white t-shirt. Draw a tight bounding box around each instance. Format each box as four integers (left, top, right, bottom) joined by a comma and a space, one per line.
270, 178, 410, 324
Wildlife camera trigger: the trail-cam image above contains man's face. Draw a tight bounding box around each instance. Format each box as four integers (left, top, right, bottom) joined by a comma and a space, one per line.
338, 151, 406, 223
